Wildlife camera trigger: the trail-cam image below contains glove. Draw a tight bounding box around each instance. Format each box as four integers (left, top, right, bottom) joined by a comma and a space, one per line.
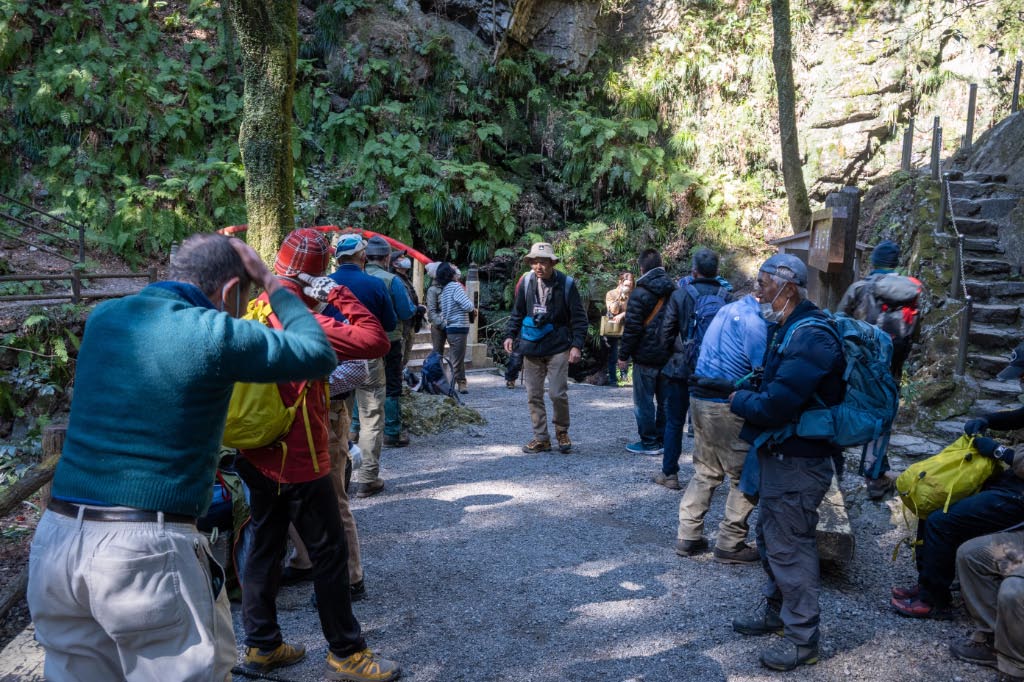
964, 417, 989, 435
973, 437, 1000, 458
296, 272, 339, 302
693, 376, 735, 397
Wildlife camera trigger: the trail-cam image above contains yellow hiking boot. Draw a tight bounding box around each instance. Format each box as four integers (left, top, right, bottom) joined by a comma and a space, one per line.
325, 648, 401, 682
242, 641, 306, 672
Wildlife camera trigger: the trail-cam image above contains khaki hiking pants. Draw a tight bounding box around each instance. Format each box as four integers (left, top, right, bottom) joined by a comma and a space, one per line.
287, 398, 363, 585
523, 350, 570, 442
957, 528, 1024, 678
28, 510, 235, 682
678, 398, 757, 551
351, 357, 386, 483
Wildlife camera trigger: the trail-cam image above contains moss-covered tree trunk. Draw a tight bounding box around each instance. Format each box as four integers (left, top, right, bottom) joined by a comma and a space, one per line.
770, 0, 811, 234
226, 0, 298, 263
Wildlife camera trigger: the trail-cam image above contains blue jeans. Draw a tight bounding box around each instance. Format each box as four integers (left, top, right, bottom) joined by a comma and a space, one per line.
917, 480, 1024, 606
632, 363, 667, 447
605, 337, 621, 385
661, 378, 689, 476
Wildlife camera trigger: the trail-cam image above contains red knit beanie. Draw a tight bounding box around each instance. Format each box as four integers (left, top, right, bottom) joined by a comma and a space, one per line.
274, 228, 331, 277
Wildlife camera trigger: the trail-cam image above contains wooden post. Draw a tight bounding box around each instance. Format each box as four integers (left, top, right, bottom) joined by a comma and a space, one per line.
1013, 59, 1022, 114
70, 269, 81, 304
937, 172, 949, 236
38, 423, 66, 512
901, 118, 914, 171
466, 265, 480, 346
825, 188, 860, 307
951, 235, 965, 299
148, 266, 157, 283
412, 259, 425, 308
964, 83, 978, 150
930, 117, 942, 181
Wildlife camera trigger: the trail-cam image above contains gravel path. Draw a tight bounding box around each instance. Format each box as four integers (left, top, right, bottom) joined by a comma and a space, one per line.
234, 371, 992, 682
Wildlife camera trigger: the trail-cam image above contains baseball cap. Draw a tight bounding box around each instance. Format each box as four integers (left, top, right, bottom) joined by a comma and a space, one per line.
760, 253, 808, 287
997, 342, 1024, 381
334, 234, 367, 258
274, 228, 331, 277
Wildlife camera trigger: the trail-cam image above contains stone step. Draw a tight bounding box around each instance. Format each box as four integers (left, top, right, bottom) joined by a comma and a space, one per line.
951, 196, 1022, 220
947, 180, 1016, 201
978, 379, 1023, 400
407, 342, 435, 362
972, 303, 1020, 324
965, 259, 1013, 277
968, 323, 1024, 351
950, 171, 1010, 184
953, 217, 1001, 237
966, 280, 1024, 301
405, 355, 474, 371
962, 237, 1005, 255
969, 353, 1011, 376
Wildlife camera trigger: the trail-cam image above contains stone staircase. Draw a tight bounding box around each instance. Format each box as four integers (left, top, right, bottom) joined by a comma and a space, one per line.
404, 328, 484, 371
947, 174, 1024, 387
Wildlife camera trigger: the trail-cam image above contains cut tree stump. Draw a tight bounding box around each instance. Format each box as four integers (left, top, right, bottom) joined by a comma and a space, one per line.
0, 624, 45, 681
816, 475, 855, 564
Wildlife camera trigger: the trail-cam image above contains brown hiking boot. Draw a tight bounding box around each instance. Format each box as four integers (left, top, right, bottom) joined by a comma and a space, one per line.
356, 479, 385, 498
556, 431, 572, 453
243, 642, 306, 672
652, 472, 680, 490
713, 544, 760, 565
522, 438, 552, 453
383, 432, 409, 448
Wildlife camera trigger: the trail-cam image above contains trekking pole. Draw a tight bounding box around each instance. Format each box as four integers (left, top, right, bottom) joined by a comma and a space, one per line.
955, 296, 972, 377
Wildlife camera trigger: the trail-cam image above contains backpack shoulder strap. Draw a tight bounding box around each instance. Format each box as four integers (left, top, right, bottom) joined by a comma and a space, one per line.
778, 315, 839, 354
644, 295, 668, 326
563, 275, 574, 308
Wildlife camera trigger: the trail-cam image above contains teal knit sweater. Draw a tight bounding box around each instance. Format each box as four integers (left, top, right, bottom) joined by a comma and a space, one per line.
52, 285, 337, 517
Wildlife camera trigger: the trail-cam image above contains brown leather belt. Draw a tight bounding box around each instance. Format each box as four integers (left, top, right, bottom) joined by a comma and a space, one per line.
49, 498, 196, 526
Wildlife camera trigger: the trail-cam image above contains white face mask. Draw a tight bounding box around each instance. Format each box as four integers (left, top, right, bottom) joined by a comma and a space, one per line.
759, 285, 788, 323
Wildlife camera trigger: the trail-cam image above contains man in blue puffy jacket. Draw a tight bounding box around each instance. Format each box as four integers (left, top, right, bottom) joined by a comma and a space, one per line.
676, 293, 766, 563
728, 254, 845, 672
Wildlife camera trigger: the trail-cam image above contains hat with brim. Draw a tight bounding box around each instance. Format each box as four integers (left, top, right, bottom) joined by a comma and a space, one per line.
760, 253, 808, 287
997, 342, 1024, 381
525, 242, 559, 263
394, 257, 412, 270
335, 234, 367, 258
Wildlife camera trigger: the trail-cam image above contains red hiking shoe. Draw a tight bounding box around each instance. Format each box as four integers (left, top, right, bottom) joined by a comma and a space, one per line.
890, 596, 952, 620
891, 584, 920, 600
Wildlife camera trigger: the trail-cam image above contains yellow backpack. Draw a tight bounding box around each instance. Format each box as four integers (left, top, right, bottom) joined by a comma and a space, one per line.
895, 435, 1002, 519
222, 299, 324, 474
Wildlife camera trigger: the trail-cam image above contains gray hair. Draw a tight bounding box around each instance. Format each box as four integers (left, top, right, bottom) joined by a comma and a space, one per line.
168, 234, 251, 298
768, 272, 808, 302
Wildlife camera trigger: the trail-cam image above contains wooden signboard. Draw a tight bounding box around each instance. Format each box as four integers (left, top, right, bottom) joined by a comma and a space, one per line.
808, 207, 845, 273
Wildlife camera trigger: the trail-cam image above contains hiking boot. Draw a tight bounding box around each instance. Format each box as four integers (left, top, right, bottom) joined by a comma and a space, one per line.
243, 642, 307, 672
280, 565, 313, 586
652, 472, 681, 490
890, 596, 953, 620
733, 600, 784, 636
626, 441, 663, 455
713, 544, 760, 565
325, 648, 401, 682
950, 635, 997, 668
675, 537, 709, 556
350, 579, 367, 602
891, 584, 920, 600
506, 380, 516, 389
866, 476, 894, 500
759, 640, 819, 671
522, 439, 552, 453
457, 380, 468, 394
383, 432, 409, 448
556, 431, 572, 453
356, 479, 385, 498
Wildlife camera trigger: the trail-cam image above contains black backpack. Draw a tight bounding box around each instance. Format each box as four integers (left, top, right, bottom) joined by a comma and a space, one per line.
681, 284, 730, 376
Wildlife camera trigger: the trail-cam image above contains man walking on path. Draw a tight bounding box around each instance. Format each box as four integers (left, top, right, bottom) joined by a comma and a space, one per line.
327, 234, 396, 498
504, 242, 588, 454
618, 249, 677, 455
655, 248, 729, 489
675, 292, 766, 562
729, 254, 846, 672
365, 235, 417, 448
27, 234, 338, 682
235, 230, 400, 681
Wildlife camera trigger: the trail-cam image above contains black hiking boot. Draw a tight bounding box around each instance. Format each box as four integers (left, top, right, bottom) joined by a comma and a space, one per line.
759, 639, 819, 671
733, 599, 784, 636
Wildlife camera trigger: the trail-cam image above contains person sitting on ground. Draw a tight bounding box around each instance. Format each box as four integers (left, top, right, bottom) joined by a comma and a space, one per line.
503, 242, 588, 454
618, 249, 677, 455
655, 247, 729, 490
891, 342, 1024, 620
950, 522, 1024, 682
729, 254, 845, 672
675, 291, 767, 564
234, 229, 399, 681
603, 271, 633, 387
26, 234, 339, 682
436, 262, 475, 394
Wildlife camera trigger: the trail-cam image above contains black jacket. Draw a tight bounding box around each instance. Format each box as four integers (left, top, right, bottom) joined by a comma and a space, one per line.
731, 300, 846, 458
618, 267, 677, 367
659, 277, 728, 381
506, 270, 588, 358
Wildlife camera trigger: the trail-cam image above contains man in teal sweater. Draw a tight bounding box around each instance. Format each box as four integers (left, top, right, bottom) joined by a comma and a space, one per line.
26, 234, 338, 682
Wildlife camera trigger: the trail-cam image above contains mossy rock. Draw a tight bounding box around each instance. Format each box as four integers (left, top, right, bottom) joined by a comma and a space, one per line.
400, 390, 486, 436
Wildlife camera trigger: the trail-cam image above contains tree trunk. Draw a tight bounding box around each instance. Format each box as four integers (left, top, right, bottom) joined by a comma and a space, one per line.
770, 0, 811, 234
226, 0, 299, 264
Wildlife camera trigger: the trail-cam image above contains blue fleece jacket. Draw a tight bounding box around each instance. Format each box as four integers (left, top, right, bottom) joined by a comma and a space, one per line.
52, 285, 337, 517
